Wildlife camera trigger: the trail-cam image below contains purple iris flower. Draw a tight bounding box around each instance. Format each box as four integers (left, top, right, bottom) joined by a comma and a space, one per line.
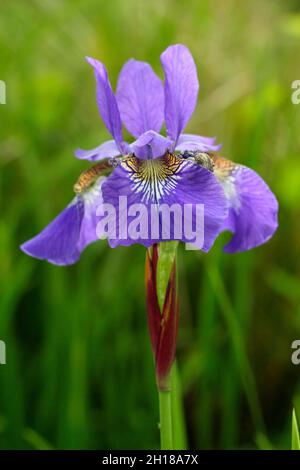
21, 44, 278, 265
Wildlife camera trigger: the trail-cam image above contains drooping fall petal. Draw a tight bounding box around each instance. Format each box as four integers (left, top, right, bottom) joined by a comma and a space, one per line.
101, 153, 228, 250
213, 155, 278, 252
20, 178, 106, 265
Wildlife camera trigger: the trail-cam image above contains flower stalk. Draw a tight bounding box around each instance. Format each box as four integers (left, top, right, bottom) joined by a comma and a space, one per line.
158, 386, 173, 449
145, 241, 179, 449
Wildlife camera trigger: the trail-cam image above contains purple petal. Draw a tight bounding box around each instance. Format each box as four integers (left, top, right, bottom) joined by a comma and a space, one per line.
175, 140, 222, 153
86, 57, 125, 153
116, 59, 164, 138
161, 44, 199, 142
20, 198, 84, 265
162, 160, 228, 251
75, 140, 122, 161
101, 154, 227, 250
214, 159, 278, 252
21, 179, 107, 265
177, 133, 217, 146
130, 131, 173, 159
77, 178, 107, 251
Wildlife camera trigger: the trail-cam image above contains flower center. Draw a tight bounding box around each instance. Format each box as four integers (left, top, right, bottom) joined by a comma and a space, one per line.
121, 153, 185, 204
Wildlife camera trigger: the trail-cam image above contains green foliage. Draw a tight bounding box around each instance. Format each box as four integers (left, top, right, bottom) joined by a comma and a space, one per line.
0, 0, 300, 450
292, 409, 300, 450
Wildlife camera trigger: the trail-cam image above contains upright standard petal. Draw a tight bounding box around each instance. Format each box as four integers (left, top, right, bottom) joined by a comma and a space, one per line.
213, 156, 278, 253
86, 57, 125, 153
116, 60, 164, 138
130, 130, 173, 159
161, 45, 199, 142
101, 153, 228, 250
75, 140, 122, 161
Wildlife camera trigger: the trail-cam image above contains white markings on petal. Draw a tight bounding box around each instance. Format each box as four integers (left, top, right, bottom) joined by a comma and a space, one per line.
221, 171, 241, 211
212, 155, 241, 211
81, 176, 105, 206
121, 153, 189, 204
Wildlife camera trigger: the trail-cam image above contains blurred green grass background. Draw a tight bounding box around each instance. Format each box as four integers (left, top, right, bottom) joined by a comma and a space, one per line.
1, 0, 300, 450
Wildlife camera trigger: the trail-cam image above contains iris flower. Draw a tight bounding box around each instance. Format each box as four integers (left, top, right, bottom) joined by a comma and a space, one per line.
21, 44, 278, 265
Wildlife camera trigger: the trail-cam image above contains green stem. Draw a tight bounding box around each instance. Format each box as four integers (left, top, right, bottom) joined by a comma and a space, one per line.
156, 242, 178, 450
171, 362, 188, 449
159, 384, 173, 450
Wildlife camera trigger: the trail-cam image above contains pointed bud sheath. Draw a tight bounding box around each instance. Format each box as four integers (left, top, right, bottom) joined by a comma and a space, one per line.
145, 244, 179, 391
